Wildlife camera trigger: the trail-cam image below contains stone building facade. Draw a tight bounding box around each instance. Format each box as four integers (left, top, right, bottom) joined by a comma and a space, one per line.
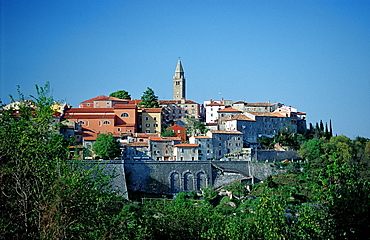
206, 130, 243, 159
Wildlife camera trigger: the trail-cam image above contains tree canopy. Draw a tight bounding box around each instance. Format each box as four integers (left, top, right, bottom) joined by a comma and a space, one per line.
109, 89, 131, 100
93, 133, 121, 159
0, 83, 126, 239
139, 87, 160, 108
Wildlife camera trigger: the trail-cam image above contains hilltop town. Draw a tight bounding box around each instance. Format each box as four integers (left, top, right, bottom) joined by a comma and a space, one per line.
54, 60, 307, 161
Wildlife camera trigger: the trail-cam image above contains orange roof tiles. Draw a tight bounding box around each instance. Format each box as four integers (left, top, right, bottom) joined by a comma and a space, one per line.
218, 107, 242, 113
248, 112, 286, 117
194, 136, 212, 139
174, 144, 199, 148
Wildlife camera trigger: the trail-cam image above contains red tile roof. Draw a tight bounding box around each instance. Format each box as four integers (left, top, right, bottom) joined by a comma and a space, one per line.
218, 107, 242, 113
194, 136, 212, 139
174, 144, 199, 148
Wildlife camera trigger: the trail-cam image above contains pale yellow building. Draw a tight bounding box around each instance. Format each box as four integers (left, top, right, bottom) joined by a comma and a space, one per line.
138, 108, 162, 134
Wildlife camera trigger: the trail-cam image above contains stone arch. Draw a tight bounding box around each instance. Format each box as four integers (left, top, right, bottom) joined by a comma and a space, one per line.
169, 171, 180, 193
183, 171, 194, 191
196, 171, 207, 190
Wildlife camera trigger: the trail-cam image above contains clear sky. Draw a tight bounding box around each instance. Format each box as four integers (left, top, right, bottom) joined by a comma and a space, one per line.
1, 0, 369, 138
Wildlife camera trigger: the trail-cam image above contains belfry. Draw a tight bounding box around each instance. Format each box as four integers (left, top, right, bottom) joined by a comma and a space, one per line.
173, 60, 186, 100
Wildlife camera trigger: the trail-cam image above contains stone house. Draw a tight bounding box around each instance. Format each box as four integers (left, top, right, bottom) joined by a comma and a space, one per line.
160, 99, 200, 123
225, 112, 293, 147
206, 130, 243, 159
189, 136, 214, 160
217, 107, 243, 130
148, 137, 181, 161
173, 143, 199, 161
232, 101, 281, 113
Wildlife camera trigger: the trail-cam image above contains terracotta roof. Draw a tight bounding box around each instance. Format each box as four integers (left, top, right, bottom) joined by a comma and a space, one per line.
209, 130, 243, 135
206, 122, 218, 126
248, 112, 286, 117
124, 142, 149, 147
159, 100, 199, 105
194, 136, 212, 139
230, 115, 255, 121
174, 143, 199, 148
218, 107, 242, 113
149, 137, 167, 141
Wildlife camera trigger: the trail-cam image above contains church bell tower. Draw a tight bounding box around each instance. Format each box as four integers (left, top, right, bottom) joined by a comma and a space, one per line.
173, 60, 186, 100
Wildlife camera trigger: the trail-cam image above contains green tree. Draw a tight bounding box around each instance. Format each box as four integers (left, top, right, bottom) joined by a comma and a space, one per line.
0, 83, 129, 239
258, 136, 275, 149
139, 87, 159, 108
109, 89, 131, 99
184, 118, 208, 137
161, 127, 176, 137
93, 134, 121, 159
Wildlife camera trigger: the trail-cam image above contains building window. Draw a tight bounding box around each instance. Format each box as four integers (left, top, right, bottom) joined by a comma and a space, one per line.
118, 128, 121, 132
121, 112, 129, 117
153, 117, 157, 121
103, 121, 110, 125
154, 124, 158, 127
177, 130, 181, 133
146, 123, 150, 127
146, 130, 150, 133
145, 117, 149, 121
78, 121, 85, 125
87, 103, 90, 106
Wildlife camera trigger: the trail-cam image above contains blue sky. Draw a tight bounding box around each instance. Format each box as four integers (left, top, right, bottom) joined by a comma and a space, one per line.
1, 0, 369, 138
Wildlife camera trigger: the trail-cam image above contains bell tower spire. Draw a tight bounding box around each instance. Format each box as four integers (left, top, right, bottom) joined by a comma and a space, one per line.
173, 59, 186, 100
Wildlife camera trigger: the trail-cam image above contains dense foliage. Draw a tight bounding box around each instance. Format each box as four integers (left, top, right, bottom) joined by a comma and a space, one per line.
93, 133, 121, 159
139, 87, 160, 108
109, 90, 131, 100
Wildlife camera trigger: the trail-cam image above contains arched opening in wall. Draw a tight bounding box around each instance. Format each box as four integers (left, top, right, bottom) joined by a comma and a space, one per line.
184, 172, 193, 191
197, 172, 206, 190
170, 172, 180, 193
